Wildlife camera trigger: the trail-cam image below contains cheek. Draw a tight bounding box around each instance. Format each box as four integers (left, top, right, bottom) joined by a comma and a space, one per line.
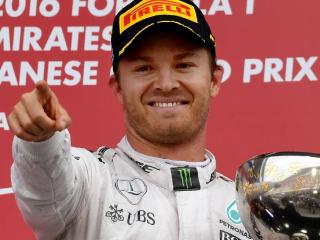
121, 82, 148, 106
188, 73, 212, 94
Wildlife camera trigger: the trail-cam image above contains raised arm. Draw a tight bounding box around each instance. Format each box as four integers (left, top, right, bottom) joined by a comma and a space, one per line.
9, 81, 86, 239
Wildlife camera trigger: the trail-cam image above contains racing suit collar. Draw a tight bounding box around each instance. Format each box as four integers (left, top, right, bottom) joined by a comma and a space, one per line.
116, 137, 217, 191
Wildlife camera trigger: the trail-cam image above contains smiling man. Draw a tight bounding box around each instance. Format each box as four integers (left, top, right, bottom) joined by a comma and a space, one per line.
9, 0, 250, 239
113, 28, 219, 160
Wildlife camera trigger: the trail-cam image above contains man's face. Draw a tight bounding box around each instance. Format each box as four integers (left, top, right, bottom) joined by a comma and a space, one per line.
114, 30, 221, 146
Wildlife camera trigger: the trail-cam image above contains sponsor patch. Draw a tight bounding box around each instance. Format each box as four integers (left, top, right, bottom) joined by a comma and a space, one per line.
206, 170, 216, 184
220, 230, 241, 240
227, 201, 242, 224
219, 219, 252, 239
171, 167, 200, 191
91, 146, 110, 164
105, 203, 156, 226
119, 0, 198, 33
127, 209, 156, 226
115, 178, 147, 205
106, 204, 124, 223
134, 160, 160, 173
123, 152, 160, 173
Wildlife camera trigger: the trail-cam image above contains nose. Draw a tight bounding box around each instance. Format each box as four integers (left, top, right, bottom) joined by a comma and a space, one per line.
153, 67, 179, 92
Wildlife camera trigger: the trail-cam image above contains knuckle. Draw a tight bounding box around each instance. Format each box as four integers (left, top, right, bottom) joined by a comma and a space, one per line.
8, 112, 19, 128
20, 93, 30, 103
15, 129, 25, 139
7, 115, 14, 131
32, 114, 44, 123
13, 104, 20, 113
21, 120, 34, 130
15, 129, 35, 142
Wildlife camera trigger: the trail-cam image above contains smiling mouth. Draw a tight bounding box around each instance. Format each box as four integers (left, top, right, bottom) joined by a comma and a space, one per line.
148, 101, 189, 108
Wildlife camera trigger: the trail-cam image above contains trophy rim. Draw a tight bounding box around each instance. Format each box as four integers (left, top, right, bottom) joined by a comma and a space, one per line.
237, 151, 320, 171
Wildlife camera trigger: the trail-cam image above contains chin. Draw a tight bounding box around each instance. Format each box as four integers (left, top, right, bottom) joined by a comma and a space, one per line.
140, 124, 201, 145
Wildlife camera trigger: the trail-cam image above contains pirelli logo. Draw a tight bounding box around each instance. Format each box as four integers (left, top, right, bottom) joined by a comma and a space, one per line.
119, 0, 198, 33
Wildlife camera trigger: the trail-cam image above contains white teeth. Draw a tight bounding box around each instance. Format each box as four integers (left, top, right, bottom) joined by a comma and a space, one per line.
153, 102, 182, 108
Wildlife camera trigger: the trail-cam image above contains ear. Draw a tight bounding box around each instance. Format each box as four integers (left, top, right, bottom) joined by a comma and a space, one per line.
210, 65, 224, 97
109, 74, 124, 104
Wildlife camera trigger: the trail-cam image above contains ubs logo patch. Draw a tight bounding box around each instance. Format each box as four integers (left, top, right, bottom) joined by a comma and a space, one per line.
105, 204, 156, 226
106, 204, 124, 223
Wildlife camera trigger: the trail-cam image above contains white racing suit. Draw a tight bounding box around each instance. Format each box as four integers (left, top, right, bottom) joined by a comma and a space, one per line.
11, 130, 251, 240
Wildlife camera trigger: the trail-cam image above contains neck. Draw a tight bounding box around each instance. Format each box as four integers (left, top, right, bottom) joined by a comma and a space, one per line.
126, 128, 207, 162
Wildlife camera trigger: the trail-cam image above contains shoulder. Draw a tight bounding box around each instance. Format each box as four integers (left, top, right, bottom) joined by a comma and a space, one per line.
214, 171, 237, 203
215, 172, 235, 190
209, 172, 237, 208
214, 173, 252, 239
216, 172, 234, 183
70, 145, 117, 166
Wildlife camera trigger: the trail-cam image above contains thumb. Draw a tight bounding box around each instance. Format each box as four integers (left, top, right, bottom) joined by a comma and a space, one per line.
55, 105, 72, 131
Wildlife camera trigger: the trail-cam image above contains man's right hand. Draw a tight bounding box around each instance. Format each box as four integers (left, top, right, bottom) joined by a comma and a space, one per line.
8, 81, 71, 142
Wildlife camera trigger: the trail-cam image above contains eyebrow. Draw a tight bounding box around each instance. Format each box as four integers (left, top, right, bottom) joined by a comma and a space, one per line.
125, 56, 154, 62
173, 52, 198, 60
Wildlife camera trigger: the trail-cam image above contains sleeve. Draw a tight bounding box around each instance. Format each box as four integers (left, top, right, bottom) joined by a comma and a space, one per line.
10, 130, 89, 240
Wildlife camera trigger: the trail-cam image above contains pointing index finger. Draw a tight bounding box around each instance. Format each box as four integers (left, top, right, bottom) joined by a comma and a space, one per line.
35, 81, 53, 104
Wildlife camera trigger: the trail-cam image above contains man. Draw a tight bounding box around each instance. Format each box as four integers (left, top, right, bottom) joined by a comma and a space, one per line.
9, 0, 251, 239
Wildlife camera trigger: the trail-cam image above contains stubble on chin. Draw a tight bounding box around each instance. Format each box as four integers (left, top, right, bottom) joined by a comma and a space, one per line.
123, 96, 210, 147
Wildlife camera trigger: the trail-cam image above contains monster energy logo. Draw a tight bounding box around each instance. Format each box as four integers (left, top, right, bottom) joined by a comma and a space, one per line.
171, 167, 200, 191
178, 168, 192, 189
